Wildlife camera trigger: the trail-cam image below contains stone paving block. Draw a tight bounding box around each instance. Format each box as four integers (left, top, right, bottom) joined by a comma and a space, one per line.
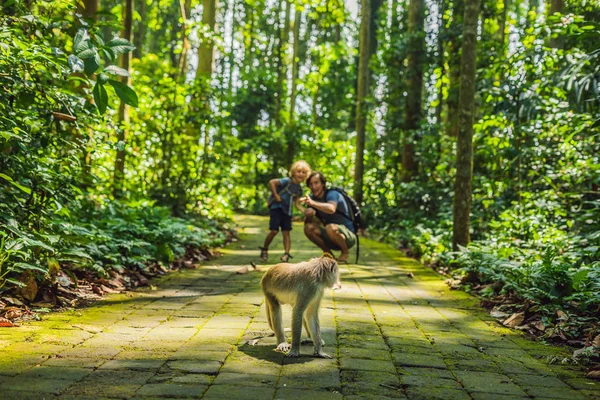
163, 317, 207, 328
59, 345, 122, 359
148, 371, 214, 385
135, 383, 208, 398
212, 372, 278, 387
17, 365, 92, 381
128, 339, 184, 352
170, 349, 229, 362
565, 378, 600, 390
337, 321, 382, 336
62, 369, 155, 398
339, 357, 396, 374
338, 334, 389, 351
0, 359, 42, 376
279, 367, 340, 390
509, 373, 573, 388
404, 386, 471, 400
165, 360, 222, 374
469, 392, 529, 400
99, 359, 165, 371
392, 352, 447, 369
2, 376, 75, 394
201, 384, 275, 399
521, 385, 587, 399
339, 370, 403, 398
401, 374, 461, 389
453, 370, 528, 396
338, 347, 392, 361
447, 356, 498, 372
42, 355, 106, 368
275, 387, 343, 400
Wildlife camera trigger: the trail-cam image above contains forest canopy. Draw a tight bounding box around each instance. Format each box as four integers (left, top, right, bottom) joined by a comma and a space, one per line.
0, 0, 599, 345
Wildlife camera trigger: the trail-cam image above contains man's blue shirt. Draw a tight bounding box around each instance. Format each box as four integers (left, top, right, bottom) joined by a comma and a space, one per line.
310, 190, 355, 233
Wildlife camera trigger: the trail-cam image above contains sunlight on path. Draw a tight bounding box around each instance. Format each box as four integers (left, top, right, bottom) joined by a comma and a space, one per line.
0, 215, 598, 399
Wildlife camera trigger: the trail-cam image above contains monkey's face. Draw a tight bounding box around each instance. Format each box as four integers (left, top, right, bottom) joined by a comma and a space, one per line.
321, 257, 341, 290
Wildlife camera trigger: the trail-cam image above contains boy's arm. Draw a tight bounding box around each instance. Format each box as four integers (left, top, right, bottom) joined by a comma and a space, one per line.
269, 179, 281, 202
294, 197, 306, 213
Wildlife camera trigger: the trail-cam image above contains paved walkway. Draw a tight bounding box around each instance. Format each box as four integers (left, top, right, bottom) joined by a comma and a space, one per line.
1, 215, 599, 399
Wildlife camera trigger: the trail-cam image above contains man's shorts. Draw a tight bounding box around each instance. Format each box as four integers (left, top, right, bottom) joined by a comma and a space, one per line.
269, 208, 293, 231
320, 224, 356, 250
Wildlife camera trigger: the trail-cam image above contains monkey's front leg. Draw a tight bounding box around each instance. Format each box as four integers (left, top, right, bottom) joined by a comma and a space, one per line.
286, 307, 305, 357
267, 297, 290, 353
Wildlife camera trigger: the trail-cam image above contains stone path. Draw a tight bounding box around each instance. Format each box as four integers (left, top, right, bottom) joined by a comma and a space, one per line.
1, 215, 599, 399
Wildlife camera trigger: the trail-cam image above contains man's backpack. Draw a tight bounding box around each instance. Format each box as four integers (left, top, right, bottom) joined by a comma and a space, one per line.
328, 187, 362, 263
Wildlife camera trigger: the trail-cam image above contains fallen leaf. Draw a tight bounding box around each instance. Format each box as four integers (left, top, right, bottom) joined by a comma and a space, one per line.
556, 310, 568, 320
533, 320, 546, 331
250, 261, 258, 270
0, 317, 14, 327
586, 370, 600, 380
406, 272, 415, 278
237, 266, 249, 274
592, 335, 600, 348
503, 312, 525, 328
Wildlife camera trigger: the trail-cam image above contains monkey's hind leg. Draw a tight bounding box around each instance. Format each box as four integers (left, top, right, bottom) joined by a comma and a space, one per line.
306, 303, 332, 359
301, 315, 325, 346
265, 293, 290, 353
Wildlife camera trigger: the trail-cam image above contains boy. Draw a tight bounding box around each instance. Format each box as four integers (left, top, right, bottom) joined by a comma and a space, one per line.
259, 160, 311, 262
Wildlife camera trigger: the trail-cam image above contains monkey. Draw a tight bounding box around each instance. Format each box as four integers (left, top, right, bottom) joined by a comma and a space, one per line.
260, 253, 341, 358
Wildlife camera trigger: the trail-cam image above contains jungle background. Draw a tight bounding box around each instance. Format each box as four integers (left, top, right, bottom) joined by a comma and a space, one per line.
0, 0, 598, 357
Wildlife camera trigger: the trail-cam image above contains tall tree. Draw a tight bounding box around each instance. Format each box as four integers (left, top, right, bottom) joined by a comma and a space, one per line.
401, 0, 425, 182
452, 0, 481, 249
113, 0, 133, 198
197, 0, 218, 78
548, 0, 564, 48
286, 7, 302, 168
133, 0, 145, 59
78, 0, 100, 19
446, 0, 464, 137
354, 0, 372, 205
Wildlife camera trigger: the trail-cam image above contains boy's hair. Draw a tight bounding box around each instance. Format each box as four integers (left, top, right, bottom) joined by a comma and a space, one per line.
290, 160, 311, 176
307, 171, 327, 188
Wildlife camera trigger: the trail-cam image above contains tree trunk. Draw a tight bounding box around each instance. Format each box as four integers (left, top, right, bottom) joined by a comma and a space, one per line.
548, 0, 563, 48
354, 0, 371, 205
197, 0, 217, 78
286, 8, 302, 168
401, 0, 425, 182
274, 0, 291, 127
78, 0, 99, 19
113, 0, 133, 199
452, 0, 481, 250
133, 0, 145, 59
177, 0, 191, 76
446, 0, 463, 137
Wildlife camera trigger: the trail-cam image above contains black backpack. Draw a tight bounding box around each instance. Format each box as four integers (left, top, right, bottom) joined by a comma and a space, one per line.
327, 187, 362, 263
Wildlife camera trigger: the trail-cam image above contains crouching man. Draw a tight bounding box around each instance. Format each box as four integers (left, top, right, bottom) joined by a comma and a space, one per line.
300, 172, 356, 264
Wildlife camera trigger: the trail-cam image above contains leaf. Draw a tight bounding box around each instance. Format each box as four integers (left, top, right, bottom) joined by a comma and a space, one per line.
73, 29, 88, 53
0, 317, 14, 327
83, 52, 101, 75
104, 65, 130, 77
93, 82, 108, 114
12, 262, 48, 274
593, 335, 600, 348
67, 55, 84, 73
76, 47, 97, 60
105, 38, 136, 56
0, 173, 31, 195
586, 370, 600, 380
502, 312, 525, 328
108, 80, 138, 107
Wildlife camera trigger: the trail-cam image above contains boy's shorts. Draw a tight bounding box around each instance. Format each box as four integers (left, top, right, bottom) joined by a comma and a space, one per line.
269, 208, 293, 231
320, 224, 356, 250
